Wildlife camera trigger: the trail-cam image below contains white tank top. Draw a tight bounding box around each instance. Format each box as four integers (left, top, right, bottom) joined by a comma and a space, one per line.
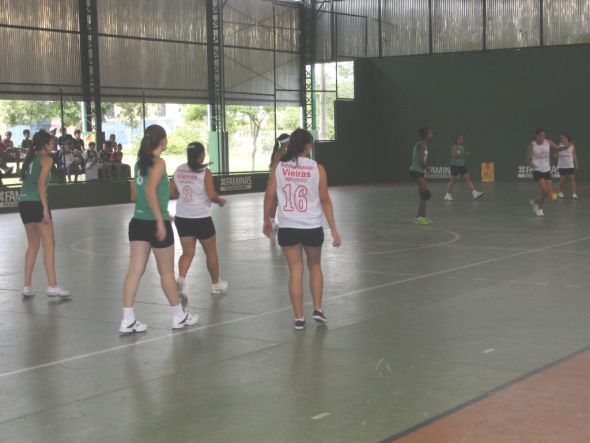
275, 157, 323, 229
557, 144, 575, 169
173, 164, 211, 219
531, 140, 550, 172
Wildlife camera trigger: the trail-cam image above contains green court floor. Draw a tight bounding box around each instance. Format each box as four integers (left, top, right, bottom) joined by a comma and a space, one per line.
1, 182, 590, 443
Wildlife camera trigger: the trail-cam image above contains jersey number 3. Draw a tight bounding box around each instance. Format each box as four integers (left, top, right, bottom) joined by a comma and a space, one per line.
282, 184, 308, 212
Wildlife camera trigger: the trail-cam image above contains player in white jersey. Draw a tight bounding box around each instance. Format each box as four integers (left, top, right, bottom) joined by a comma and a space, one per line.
263, 129, 341, 330
269, 133, 290, 230
527, 128, 559, 217
555, 132, 578, 199
171, 142, 228, 300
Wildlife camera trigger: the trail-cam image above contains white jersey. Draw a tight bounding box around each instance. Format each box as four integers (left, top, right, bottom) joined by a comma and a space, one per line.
531, 140, 550, 172
557, 144, 575, 169
173, 163, 211, 219
275, 157, 322, 229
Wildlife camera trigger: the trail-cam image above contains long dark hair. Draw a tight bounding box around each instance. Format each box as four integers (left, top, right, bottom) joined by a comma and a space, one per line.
137, 124, 166, 176
270, 133, 290, 166
187, 142, 206, 171
281, 128, 313, 163
20, 131, 51, 181
561, 132, 573, 143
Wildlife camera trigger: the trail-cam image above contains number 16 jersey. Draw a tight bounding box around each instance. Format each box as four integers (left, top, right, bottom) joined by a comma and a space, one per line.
275, 157, 323, 229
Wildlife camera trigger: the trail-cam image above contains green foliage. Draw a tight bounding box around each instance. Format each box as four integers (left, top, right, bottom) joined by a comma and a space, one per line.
166, 124, 209, 156
184, 104, 208, 123
116, 103, 143, 129
0, 100, 81, 127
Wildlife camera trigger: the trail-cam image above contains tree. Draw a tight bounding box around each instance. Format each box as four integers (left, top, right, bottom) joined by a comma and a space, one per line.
226, 105, 272, 171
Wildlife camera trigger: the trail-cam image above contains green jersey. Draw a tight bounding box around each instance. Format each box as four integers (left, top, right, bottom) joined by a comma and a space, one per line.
451, 145, 466, 167
19, 153, 47, 202
133, 162, 170, 221
410, 141, 428, 173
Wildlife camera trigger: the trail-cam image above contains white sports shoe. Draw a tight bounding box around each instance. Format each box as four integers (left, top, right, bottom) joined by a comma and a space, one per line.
558, 192, 565, 199
22, 286, 34, 297
47, 285, 71, 297
572, 194, 579, 199
472, 191, 485, 200
119, 319, 148, 333
172, 311, 199, 329
536, 209, 545, 217
530, 200, 539, 215
444, 193, 453, 201
211, 280, 229, 294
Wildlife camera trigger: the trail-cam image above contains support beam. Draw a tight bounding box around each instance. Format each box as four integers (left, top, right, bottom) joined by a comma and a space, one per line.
206, 0, 228, 173
78, 0, 102, 147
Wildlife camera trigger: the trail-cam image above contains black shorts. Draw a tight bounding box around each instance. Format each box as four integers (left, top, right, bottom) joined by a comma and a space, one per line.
533, 171, 552, 182
128, 218, 174, 248
278, 227, 324, 247
451, 165, 468, 177
559, 168, 575, 176
19, 201, 50, 225
409, 170, 425, 180
174, 216, 216, 240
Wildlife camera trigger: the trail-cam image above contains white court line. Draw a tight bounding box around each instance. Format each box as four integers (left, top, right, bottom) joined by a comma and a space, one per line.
2, 234, 590, 379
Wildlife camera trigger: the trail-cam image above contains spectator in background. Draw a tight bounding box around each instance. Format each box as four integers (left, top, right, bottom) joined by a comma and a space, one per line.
61, 139, 80, 183
111, 143, 124, 178
73, 129, 85, 151
58, 127, 72, 149
19, 129, 33, 172
99, 142, 112, 180
0, 142, 13, 186
85, 142, 99, 181
104, 133, 117, 152
49, 128, 59, 156
3, 131, 14, 149
21, 129, 33, 151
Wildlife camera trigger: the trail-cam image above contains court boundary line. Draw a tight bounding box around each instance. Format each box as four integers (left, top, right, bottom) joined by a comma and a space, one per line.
380, 342, 590, 442
1, 234, 590, 379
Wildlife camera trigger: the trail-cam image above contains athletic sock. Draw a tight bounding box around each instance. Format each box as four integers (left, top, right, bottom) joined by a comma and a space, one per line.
171, 303, 185, 318
123, 307, 135, 322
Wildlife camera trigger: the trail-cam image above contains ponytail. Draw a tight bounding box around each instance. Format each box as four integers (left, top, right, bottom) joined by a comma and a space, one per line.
137, 124, 166, 176
281, 128, 313, 163
187, 142, 206, 171
20, 131, 51, 181
270, 133, 290, 166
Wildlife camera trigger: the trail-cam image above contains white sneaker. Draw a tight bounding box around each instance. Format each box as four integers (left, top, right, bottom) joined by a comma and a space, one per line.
536, 209, 545, 217
176, 278, 188, 303
211, 280, 229, 294
530, 200, 539, 215
47, 285, 71, 297
572, 194, 578, 199
558, 192, 565, 199
472, 191, 485, 200
22, 286, 34, 297
119, 319, 148, 333
172, 311, 199, 329
444, 193, 453, 201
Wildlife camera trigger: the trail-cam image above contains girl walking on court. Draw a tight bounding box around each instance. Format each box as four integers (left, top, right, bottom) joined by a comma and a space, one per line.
528, 128, 559, 217
18, 131, 70, 298
171, 142, 228, 299
263, 128, 341, 330
444, 134, 484, 201
556, 132, 578, 199
410, 127, 434, 225
269, 133, 290, 230
120, 125, 198, 333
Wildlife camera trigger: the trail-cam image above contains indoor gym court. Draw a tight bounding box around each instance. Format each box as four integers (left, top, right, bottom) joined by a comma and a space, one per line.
2, 183, 590, 442
2, 0, 590, 442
